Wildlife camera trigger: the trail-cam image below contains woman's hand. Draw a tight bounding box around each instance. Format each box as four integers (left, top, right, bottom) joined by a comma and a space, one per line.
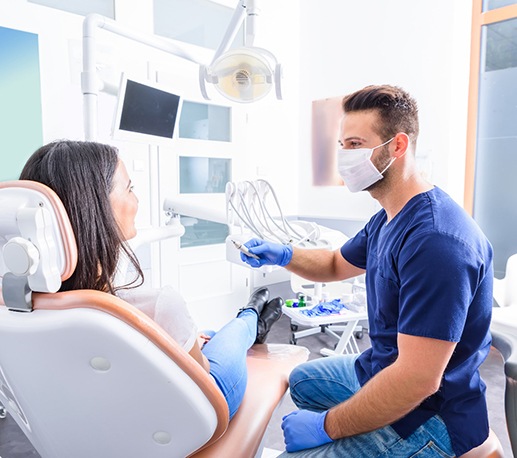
197, 333, 212, 348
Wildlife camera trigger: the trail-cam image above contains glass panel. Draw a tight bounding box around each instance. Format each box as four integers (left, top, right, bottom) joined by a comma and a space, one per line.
180, 215, 229, 248
484, 19, 517, 71
0, 26, 43, 181
483, 0, 517, 12
473, 18, 517, 277
179, 157, 231, 193
179, 101, 231, 141
153, 0, 244, 50
27, 0, 114, 17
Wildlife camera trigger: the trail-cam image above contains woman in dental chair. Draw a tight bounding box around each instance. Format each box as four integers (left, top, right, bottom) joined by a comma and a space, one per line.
19, 139, 283, 420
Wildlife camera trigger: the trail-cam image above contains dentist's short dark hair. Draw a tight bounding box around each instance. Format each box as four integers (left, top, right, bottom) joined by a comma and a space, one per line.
342, 85, 419, 146
20, 140, 143, 294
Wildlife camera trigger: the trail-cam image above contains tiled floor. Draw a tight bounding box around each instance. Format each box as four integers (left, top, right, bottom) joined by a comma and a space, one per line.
262, 447, 284, 458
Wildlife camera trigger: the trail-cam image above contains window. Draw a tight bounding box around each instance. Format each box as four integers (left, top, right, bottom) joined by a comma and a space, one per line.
466, 1, 517, 277
483, 0, 517, 11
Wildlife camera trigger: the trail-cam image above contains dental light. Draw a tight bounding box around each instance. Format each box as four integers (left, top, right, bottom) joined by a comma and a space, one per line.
200, 47, 281, 103
82, 0, 281, 140
199, 0, 282, 103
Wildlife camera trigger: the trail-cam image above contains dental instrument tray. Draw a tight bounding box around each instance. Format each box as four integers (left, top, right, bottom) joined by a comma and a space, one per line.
282, 301, 367, 328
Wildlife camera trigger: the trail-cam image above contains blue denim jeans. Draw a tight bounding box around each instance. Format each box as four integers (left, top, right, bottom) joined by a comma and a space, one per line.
201, 309, 256, 420
278, 355, 454, 457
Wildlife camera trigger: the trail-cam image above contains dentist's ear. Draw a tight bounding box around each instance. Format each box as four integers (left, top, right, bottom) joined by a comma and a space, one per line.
393, 132, 410, 158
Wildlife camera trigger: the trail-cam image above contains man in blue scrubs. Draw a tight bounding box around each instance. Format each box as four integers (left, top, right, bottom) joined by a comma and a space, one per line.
240, 85, 493, 457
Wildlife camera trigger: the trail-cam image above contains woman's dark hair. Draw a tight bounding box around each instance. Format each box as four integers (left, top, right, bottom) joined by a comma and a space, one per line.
342, 85, 419, 145
19, 140, 143, 294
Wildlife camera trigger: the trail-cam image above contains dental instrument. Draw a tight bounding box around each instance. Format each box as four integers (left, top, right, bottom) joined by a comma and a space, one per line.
230, 239, 260, 260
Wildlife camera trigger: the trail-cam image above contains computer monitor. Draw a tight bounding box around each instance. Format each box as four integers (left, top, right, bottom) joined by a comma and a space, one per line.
112, 74, 182, 143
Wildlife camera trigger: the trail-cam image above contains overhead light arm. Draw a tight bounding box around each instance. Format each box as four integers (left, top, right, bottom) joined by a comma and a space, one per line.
210, 0, 261, 65
244, 0, 260, 47
211, 0, 247, 66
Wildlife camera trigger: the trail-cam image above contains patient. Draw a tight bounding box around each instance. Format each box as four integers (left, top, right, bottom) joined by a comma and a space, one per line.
20, 139, 283, 419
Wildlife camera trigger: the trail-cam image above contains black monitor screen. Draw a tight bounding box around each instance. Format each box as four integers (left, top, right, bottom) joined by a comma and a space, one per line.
119, 80, 181, 139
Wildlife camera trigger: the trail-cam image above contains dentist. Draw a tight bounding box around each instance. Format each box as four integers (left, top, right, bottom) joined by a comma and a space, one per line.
241, 85, 494, 457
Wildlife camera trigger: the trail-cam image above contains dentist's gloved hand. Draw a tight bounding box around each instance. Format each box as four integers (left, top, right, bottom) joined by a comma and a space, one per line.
240, 238, 293, 267
281, 409, 333, 452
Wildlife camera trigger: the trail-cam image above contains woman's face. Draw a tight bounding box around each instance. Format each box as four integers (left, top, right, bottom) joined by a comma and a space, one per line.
109, 159, 139, 241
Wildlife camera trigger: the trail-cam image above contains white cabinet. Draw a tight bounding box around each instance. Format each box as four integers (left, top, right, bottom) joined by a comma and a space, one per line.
153, 67, 252, 331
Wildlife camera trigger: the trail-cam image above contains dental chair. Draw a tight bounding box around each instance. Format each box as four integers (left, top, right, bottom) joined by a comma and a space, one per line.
491, 329, 517, 458
492, 252, 517, 334
0, 180, 309, 458
490, 253, 517, 457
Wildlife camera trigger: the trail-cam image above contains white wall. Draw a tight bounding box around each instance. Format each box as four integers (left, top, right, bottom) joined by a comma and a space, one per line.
296, 0, 472, 221
239, 0, 301, 215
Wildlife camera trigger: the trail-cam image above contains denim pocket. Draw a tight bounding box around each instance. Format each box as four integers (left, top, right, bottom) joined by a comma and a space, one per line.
409, 440, 455, 458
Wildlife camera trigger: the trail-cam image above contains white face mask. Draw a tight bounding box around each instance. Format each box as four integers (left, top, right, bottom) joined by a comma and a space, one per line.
337, 137, 395, 192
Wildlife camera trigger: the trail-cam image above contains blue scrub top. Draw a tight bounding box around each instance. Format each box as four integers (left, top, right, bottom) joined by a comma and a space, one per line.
341, 187, 493, 456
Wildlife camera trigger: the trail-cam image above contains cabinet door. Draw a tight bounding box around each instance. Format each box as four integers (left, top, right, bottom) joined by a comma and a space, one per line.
155, 68, 251, 330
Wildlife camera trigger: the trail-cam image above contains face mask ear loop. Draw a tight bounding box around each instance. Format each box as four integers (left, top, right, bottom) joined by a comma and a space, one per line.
367, 136, 395, 161
375, 137, 395, 150
379, 156, 397, 175
376, 137, 397, 175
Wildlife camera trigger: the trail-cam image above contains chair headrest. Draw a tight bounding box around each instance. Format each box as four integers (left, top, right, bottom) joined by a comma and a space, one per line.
0, 181, 77, 309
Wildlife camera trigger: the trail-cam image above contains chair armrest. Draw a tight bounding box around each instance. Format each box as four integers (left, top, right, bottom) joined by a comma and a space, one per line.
491, 329, 517, 458
492, 330, 517, 380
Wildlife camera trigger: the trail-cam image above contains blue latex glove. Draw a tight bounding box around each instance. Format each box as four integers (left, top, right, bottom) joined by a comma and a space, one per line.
282, 409, 333, 452
239, 238, 293, 267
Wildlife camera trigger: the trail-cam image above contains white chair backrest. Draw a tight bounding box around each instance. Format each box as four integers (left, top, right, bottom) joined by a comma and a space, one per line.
0, 181, 229, 458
